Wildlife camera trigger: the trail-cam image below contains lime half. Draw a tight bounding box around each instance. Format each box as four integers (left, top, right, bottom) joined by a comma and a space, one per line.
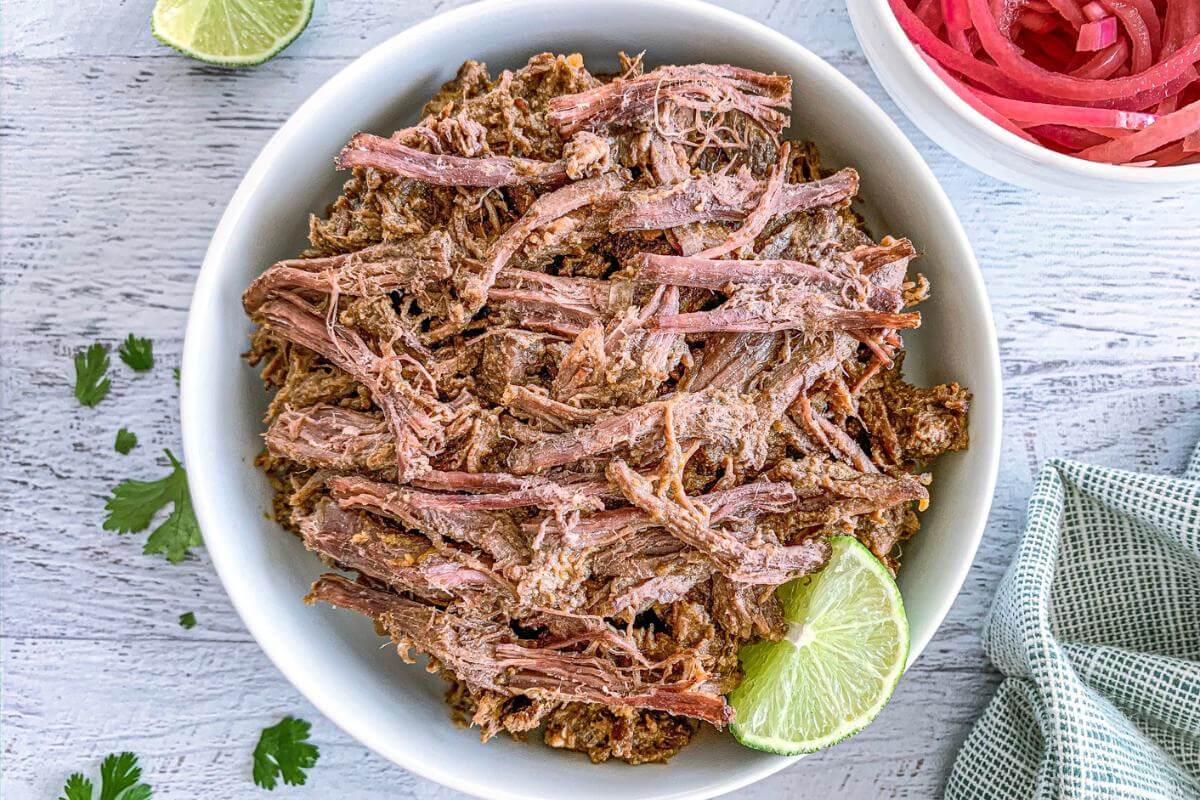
152, 0, 313, 67
729, 536, 909, 754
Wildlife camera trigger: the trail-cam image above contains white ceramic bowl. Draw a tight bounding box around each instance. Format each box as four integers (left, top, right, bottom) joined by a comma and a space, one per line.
847, 0, 1200, 196
181, 1, 1002, 797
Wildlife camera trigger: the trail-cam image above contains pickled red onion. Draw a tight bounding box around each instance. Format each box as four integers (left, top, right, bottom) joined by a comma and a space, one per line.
1071, 39, 1130, 78
1078, 18, 1119, 52
1081, 2, 1107, 23
917, 50, 1041, 142
1021, 10, 1062, 36
1025, 124, 1110, 149
973, 91, 1158, 128
1075, 98, 1200, 160
941, 0, 973, 51
965, 0, 1200, 102
890, 0, 1200, 165
1097, 0, 1153, 74
1044, 0, 1086, 29
1122, 0, 1162, 52
889, 0, 1034, 97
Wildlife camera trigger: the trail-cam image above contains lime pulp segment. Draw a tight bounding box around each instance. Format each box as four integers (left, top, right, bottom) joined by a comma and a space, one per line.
729, 536, 909, 755
152, 0, 313, 66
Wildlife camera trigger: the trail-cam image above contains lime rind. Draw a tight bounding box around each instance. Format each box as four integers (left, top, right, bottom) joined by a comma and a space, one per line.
729, 536, 909, 755
152, 0, 314, 67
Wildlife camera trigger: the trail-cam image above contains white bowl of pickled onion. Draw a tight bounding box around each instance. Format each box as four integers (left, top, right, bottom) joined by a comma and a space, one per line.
848, 0, 1200, 195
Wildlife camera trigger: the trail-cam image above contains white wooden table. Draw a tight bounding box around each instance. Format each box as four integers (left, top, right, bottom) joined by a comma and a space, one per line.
2, 1, 1198, 797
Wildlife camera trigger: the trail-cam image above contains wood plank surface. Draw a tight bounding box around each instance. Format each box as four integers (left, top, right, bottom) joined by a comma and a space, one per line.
2, 0, 1198, 797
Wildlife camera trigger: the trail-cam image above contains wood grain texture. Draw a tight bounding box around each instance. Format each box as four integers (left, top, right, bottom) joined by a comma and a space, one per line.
1, 0, 1198, 797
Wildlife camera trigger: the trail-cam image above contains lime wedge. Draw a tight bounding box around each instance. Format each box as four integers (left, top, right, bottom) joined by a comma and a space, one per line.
728, 536, 909, 754
152, 0, 313, 67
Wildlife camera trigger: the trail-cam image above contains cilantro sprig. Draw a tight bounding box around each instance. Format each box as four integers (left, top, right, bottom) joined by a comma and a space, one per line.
253, 717, 319, 790
103, 449, 201, 563
58, 752, 151, 800
74, 344, 111, 407
115, 428, 138, 455
69, 336, 327, 792
118, 335, 154, 372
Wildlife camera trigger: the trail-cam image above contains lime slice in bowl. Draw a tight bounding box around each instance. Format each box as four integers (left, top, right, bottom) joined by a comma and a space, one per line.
729, 535, 909, 755
152, 0, 313, 67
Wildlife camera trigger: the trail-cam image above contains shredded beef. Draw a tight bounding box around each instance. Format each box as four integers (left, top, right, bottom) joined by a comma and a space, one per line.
244, 52, 970, 764
543, 704, 695, 764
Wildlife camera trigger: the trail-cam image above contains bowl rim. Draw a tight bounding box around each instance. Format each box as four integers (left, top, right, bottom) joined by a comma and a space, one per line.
859, 0, 1200, 183
181, 1, 1002, 797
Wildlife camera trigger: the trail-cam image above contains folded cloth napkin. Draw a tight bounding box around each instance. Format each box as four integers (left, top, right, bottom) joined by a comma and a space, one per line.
946, 444, 1200, 800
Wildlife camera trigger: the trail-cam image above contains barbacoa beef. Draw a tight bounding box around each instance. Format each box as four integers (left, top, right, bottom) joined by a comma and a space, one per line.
244, 51, 970, 764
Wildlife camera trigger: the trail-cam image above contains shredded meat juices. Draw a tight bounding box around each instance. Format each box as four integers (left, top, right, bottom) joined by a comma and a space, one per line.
243, 52, 970, 765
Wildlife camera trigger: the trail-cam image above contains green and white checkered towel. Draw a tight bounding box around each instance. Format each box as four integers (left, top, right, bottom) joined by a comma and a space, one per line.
946, 444, 1200, 800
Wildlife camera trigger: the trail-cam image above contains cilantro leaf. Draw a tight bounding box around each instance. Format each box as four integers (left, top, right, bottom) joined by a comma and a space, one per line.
103, 459, 177, 532
179, 611, 197, 629
115, 428, 138, 455
253, 716, 319, 790
58, 753, 150, 800
60, 773, 93, 800
142, 486, 200, 563
98, 752, 148, 800
103, 449, 202, 564
118, 335, 154, 372
74, 344, 111, 406
172, 367, 181, 386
